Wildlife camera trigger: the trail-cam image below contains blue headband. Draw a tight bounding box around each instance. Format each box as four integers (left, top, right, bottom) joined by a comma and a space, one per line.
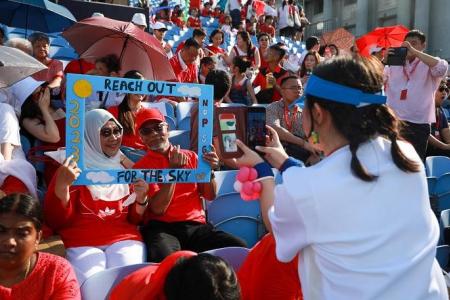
304, 75, 387, 107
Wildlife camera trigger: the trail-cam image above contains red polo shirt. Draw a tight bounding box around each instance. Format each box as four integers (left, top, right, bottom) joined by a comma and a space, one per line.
253, 65, 289, 102
133, 146, 206, 224
169, 52, 198, 83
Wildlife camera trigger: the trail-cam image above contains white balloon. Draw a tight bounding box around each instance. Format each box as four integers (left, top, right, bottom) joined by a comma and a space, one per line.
233, 180, 242, 192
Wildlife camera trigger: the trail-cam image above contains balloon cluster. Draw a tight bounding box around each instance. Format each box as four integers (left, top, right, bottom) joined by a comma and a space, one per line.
234, 166, 262, 201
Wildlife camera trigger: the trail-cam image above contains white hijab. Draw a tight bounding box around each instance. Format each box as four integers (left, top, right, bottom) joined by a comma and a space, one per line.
84, 109, 130, 201
0, 153, 38, 199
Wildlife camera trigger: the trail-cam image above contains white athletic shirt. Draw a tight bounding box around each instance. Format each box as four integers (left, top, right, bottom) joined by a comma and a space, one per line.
269, 136, 448, 300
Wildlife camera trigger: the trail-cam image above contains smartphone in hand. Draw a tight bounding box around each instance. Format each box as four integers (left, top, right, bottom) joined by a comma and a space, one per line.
247, 106, 267, 151
386, 47, 407, 66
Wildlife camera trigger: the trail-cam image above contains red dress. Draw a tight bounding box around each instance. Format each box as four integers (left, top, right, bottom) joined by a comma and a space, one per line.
0, 252, 80, 300
44, 177, 143, 248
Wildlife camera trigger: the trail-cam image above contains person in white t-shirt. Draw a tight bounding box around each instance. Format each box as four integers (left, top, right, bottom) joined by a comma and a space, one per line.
233, 57, 448, 300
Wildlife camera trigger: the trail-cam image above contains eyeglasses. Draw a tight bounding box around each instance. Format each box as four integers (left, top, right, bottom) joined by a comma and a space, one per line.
100, 127, 123, 138
139, 123, 167, 135
439, 87, 449, 93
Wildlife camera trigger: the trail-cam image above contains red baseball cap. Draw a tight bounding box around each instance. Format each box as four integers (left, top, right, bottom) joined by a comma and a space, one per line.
136, 108, 166, 130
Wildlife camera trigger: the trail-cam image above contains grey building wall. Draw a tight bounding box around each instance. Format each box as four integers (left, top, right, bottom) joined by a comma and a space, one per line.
303, 0, 450, 60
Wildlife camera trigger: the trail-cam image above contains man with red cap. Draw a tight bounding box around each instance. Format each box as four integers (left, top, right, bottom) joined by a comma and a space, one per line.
133, 108, 247, 262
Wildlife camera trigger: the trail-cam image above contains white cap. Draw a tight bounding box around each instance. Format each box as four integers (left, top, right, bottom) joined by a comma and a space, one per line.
131, 13, 147, 27
151, 21, 167, 31
91, 12, 104, 17
11, 77, 45, 106
369, 46, 383, 55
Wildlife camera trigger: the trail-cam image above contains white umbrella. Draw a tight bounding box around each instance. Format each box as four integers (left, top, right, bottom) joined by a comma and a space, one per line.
0, 45, 47, 88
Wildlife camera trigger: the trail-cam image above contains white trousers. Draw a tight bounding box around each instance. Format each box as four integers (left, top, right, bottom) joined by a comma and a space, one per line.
66, 240, 146, 284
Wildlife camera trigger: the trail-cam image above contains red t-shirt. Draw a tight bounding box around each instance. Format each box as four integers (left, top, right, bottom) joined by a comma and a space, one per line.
0, 252, 80, 300
259, 24, 276, 37
187, 17, 202, 28
43, 116, 66, 186
253, 65, 289, 102
44, 177, 142, 248
169, 53, 198, 83
133, 146, 206, 224
32, 59, 64, 83
108, 106, 146, 150
238, 234, 303, 300
205, 45, 225, 56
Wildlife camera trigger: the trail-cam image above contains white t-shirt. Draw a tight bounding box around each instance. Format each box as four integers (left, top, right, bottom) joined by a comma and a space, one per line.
269, 137, 447, 300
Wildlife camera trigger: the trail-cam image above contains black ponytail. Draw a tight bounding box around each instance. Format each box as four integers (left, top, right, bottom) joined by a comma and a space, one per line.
306, 57, 420, 182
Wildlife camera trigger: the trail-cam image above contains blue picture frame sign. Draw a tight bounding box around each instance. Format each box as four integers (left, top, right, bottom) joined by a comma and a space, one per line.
66, 74, 214, 185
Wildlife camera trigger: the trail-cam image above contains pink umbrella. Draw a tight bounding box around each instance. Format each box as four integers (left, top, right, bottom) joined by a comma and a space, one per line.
62, 16, 176, 81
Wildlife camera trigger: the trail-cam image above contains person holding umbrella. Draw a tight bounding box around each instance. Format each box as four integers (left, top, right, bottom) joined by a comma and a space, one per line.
28, 32, 63, 91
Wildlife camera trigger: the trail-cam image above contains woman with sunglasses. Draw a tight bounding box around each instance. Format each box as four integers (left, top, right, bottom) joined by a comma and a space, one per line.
44, 109, 148, 284
0, 193, 81, 300
426, 81, 450, 157
233, 57, 447, 299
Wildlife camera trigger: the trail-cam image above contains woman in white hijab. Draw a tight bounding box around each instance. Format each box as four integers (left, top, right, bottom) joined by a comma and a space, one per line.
44, 109, 149, 284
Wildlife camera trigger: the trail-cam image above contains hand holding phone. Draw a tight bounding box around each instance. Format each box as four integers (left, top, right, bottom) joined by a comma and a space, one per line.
386, 47, 407, 66
247, 107, 267, 151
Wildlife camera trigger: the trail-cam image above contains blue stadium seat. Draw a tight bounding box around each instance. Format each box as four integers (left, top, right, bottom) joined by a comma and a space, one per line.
202, 247, 250, 271
207, 170, 265, 247
81, 263, 154, 300
436, 245, 450, 270
176, 102, 195, 130
425, 156, 450, 178
433, 173, 450, 216
168, 130, 190, 149
440, 209, 450, 245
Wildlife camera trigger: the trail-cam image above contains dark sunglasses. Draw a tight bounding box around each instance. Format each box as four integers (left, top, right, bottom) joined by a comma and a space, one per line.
439, 87, 449, 93
139, 123, 167, 135
100, 127, 123, 138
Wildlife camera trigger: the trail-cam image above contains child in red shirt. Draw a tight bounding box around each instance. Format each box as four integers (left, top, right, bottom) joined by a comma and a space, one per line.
258, 15, 276, 37
187, 8, 202, 28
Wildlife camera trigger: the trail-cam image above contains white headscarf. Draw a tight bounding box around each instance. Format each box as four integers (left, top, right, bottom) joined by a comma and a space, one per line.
84, 109, 130, 201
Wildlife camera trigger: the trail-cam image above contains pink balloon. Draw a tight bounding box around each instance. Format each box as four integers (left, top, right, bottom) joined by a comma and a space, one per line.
237, 167, 250, 182
252, 182, 262, 193
248, 168, 258, 181
242, 181, 254, 195
241, 191, 254, 201
233, 181, 243, 192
